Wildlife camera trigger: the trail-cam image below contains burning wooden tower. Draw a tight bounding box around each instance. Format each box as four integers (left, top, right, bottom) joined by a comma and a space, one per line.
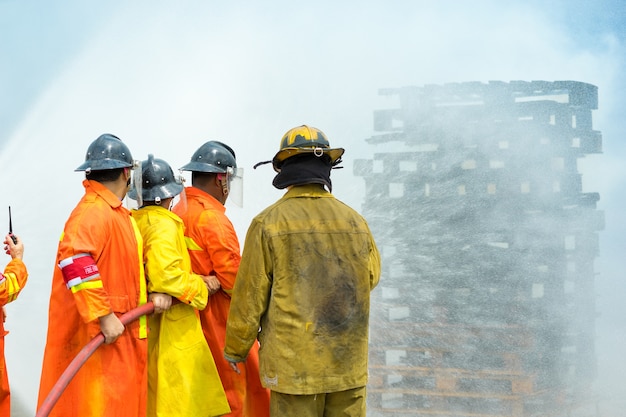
356, 80, 604, 416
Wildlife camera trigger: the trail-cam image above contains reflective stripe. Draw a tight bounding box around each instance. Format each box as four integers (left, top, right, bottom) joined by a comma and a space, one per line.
0, 271, 22, 302
130, 216, 148, 339
184, 236, 203, 251
6, 272, 20, 302
70, 280, 103, 293
178, 286, 199, 304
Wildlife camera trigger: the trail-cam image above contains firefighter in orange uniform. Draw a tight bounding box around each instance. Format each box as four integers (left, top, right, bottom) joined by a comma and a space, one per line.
0, 233, 28, 416
37, 134, 148, 417
173, 141, 270, 417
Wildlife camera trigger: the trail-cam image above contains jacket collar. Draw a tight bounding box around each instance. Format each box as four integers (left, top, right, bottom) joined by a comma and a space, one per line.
283, 183, 333, 199
185, 186, 226, 213
134, 205, 183, 224
83, 179, 124, 209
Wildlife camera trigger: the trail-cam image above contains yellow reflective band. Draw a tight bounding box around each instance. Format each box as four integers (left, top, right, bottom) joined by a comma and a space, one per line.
131, 216, 148, 339
70, 280, 103, 293
5, 272, 21, 302
184, 236, 203, 251
179, 287, 193, 304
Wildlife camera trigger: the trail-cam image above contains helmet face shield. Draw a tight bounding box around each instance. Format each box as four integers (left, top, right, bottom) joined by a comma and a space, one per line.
124, 159, 143, 209
225, 166, 243, 207
170, 182, 187, 213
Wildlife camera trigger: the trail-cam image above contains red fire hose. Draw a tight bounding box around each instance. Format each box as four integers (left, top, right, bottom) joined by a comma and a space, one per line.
35, 302, 155, 417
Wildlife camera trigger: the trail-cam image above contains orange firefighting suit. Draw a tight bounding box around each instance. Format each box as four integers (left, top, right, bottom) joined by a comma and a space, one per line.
173, 186, 270, 417
37, 180, 148, 417
132, 205, 230, 417
224, 184, 381, 396
0, 257, 28, 416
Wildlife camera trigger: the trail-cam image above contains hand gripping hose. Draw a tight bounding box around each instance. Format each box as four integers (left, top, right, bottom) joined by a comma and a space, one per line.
35, 302, 155, 417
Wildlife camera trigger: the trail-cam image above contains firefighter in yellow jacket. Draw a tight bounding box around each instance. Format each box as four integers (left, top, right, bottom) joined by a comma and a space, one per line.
130, 154, 230, 417
224, 125, 381, 417
0, 233, 28, 416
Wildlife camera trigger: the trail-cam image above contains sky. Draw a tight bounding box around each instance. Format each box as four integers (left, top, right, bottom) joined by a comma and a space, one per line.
1, 0, 625, 415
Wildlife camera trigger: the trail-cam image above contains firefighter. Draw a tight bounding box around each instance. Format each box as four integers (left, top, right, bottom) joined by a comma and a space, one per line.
224, 125, 381, 417
37, 134, 148, 417
0, 233, 28, 416
173, 141, 270, 417
130, 154, 230, 417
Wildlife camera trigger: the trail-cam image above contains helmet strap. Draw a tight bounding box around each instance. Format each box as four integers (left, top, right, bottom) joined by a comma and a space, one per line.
217, 174, 230, 196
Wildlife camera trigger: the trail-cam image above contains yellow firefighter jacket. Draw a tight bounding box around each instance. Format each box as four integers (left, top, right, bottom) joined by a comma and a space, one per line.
132, 206, 230, 417
225, 184, 381, 395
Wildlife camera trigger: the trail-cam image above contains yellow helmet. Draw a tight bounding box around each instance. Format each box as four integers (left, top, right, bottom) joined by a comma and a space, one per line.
271, 125, 344, 172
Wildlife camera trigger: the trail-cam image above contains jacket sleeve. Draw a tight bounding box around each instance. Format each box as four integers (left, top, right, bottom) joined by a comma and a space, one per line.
144, 214, 208, 310
0, 258, 28, 306
224, 217, 271, 362
198, 210, 240, 295
59, 204, 114, 323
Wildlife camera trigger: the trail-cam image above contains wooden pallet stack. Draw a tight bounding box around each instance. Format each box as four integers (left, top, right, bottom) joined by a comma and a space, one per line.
355, 81, 603, 417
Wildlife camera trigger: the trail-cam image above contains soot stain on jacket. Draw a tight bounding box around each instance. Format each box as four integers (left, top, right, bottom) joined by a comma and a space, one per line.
303, 252, 368, 337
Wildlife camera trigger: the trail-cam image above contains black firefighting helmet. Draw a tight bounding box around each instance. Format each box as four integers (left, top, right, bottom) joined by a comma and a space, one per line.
179, 141, 237, 173
75, 133, 134, 172
128, 154, 183, 202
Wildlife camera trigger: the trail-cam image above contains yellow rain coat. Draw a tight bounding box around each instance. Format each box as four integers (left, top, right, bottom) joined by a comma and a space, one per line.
225, 184, 381, 395
132, 206, 230, 417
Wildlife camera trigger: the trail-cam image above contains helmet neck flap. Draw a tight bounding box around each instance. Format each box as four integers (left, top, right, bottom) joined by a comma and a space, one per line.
272, 153, 333, 192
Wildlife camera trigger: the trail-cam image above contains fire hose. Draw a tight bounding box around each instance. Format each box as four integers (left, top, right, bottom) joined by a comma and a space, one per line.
35, 302, 155, 417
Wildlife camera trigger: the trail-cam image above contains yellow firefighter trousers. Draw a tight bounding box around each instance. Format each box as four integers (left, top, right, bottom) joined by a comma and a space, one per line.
269, 386, 366, 417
